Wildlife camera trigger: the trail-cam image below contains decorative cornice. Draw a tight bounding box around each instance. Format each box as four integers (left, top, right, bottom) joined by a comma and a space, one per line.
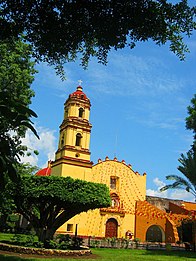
60, 121, 92, 132
100, 208, 125, 216
94, 156, 146, 177
52, 156, 93, 168
65, 98, 91, 108
56, 146, 91, 155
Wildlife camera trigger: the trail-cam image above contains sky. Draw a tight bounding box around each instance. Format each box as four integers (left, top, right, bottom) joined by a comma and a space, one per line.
21, 24, 196, 203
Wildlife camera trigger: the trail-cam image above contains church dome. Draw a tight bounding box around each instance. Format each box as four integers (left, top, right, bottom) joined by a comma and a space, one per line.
35, 167, 51, 176
35, 161, 52, 176
69, 86, 88, 100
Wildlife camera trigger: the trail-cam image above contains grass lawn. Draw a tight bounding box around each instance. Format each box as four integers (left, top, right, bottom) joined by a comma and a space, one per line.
0, 233, 14, 242
0, 248, 196, 261
0, 232, 38, 243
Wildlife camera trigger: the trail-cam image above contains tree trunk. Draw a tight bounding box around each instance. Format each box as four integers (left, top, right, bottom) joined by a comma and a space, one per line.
0, 214, 8, 231
36, 227, 56, 247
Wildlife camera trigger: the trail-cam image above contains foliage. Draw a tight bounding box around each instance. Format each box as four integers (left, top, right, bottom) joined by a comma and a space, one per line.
0, 163, 39, 232
0, 175, 16, 232
0, 232, 83, 250
47, 234, 84, 250
0, 232, 42, 248
12, 234, 33, 247
186, 94, 196, 141
0, 1, 195, 76
160, 153, 196, 200
0, 38, 38, 187
8, 175, 111, 246
160, 150, 196, 199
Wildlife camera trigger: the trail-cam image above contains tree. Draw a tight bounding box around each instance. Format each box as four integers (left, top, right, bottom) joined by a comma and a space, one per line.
160, 149, 196, 200
186, 94, 196, 141
0, 0, 195, 74
10, 175, 111, 246
0, 38, 38, 187
0, 163, 39, 232
0, 175, 16, 232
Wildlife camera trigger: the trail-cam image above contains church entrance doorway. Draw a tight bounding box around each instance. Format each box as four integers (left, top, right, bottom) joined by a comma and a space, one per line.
146, 225, 163, 242
105, 218, 118, 238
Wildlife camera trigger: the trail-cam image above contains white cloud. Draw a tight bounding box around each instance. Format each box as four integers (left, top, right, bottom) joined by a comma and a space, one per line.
146, 188, 168, 198
169, 190, 195, 202
153, 177, 166, 188
20, 126, 57, 168
84, 52, 183, 97
147, 177, 195, 202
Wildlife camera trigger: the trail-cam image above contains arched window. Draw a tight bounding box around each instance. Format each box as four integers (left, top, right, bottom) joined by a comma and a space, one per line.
61, 135, 64, 147
79, 108, 84, 118
64, 109, 68, 118
75, 133, 82, 146
146, 225, 164, 242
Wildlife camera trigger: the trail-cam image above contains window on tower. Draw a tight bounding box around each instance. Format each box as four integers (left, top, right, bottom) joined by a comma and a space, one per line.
64, 109, 68, 118
79, 107, 84, 118
61, 135, 64, 147
75, 133, 82, 146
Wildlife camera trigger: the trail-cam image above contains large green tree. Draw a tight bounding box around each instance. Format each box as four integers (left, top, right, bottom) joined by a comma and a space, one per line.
0, 163, 38, 232
0, 0, 195, 72
9, 175, 111, 245
0, 38, 38, 187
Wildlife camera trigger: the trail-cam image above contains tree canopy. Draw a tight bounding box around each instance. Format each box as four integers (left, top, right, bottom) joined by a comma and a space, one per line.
0, 163, 38, 231
1, 0, 195, 72
9, 175, 111, 245
0, 38, 38, 187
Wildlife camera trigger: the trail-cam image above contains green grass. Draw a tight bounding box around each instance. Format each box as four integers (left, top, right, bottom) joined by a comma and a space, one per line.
0, 233, 14, 242
0, 248, 196, 261
0, 232, 38, 243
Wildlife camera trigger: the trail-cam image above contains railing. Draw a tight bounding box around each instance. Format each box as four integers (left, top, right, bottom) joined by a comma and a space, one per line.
84, 237, 191, 251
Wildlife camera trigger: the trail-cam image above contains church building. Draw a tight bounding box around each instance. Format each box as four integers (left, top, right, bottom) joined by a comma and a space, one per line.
36, 84, 196, 243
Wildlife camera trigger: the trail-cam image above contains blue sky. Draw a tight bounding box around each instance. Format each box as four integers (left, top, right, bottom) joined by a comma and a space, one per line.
21, 28, 196, 202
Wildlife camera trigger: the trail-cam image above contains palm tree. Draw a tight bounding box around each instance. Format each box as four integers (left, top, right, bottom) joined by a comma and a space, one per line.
160, 147, 196, 251
160, 147, 196, 201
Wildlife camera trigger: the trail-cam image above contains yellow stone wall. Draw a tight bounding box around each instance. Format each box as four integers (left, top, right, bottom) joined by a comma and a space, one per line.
52, 162, 91, 180
57, 158, 146, 238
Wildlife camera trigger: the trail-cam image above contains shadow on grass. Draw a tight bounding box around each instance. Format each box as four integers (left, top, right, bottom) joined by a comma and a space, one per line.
143, 250, 196, 259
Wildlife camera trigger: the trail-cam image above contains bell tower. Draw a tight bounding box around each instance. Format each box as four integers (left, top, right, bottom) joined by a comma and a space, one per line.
51, 84, 93, 180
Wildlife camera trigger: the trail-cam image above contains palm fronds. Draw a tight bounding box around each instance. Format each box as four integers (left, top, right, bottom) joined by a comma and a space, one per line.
160, 175, 196, 199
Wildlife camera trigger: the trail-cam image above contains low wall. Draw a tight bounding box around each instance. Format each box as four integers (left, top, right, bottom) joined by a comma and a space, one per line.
0, 243, 91, 257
